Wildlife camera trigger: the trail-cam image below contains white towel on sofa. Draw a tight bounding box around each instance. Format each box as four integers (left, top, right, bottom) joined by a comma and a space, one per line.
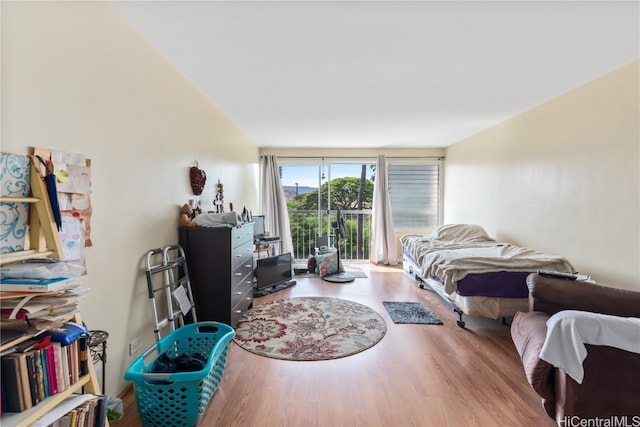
539, 310, 640, 384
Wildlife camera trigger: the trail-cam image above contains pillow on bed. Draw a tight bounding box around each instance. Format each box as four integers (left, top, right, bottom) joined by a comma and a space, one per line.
431, 224, 494, 242
315, 249, 344, 277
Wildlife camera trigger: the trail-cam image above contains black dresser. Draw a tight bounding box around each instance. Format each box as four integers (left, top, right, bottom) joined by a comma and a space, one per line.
178, 222, 254, 327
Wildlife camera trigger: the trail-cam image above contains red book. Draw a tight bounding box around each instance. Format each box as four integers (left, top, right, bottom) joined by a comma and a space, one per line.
45, 343, 58, 396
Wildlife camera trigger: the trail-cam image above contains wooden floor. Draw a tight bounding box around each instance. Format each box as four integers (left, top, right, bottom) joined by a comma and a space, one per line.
115, 264, 555, 427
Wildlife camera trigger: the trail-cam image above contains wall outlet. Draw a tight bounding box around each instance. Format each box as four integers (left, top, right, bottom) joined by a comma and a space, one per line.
129, 336, 142, 356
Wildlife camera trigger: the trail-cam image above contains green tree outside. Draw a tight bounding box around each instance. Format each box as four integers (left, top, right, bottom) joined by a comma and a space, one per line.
286, 175, 374, 260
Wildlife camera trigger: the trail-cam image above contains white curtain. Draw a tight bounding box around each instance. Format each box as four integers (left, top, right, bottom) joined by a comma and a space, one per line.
260, 155, 294, 255
370, 155, 398, 265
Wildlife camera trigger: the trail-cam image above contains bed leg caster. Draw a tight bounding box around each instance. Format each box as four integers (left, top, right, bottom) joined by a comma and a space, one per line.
454, 308, 465, 328
500, 317, 511, 326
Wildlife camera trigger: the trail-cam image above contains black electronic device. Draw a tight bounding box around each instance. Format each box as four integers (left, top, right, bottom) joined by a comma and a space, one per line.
537, 270, 577, 280
255, 252, 293, 290
253, 215, 265, 241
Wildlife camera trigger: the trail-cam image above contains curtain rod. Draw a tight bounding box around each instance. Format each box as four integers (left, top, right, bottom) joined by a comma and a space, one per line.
262, 155, 445, 160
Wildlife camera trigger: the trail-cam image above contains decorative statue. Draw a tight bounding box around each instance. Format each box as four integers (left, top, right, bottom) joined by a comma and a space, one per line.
214, 179, 225, 213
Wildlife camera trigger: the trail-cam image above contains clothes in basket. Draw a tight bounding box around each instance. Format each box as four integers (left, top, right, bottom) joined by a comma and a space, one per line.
151, 352, 207, 373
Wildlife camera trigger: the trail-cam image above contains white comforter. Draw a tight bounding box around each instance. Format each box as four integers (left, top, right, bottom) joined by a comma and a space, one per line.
401, 224, 574, 294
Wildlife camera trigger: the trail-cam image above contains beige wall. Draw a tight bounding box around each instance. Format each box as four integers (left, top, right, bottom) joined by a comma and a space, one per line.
444, 61, 639, 291
1, 1, 259, 397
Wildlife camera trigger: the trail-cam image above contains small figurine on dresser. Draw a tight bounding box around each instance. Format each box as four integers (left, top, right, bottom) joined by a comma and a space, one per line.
189, 198, 202, 217
214, 179, 224, 213
179, 203, 196, 227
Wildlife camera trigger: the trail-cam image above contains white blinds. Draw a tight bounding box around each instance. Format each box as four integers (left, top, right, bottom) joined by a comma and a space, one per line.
387, 161, 441, 231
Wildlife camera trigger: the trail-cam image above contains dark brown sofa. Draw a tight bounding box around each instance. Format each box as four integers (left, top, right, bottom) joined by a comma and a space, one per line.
510, 273, 640, 423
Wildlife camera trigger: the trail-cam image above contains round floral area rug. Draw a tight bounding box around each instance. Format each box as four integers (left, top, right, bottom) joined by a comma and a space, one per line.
233, 296, 387, 361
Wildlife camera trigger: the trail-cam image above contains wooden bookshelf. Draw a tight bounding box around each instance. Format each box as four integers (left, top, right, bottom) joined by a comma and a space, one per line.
1, 155, 108, 426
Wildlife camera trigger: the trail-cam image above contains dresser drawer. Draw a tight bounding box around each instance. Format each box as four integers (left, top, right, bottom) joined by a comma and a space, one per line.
232, 241, 253, 270
232, 265, 254, 291
231, 259, 254, 287
231, 274, 254, 308
231, 289, 253, 327
232, 224, 253, 249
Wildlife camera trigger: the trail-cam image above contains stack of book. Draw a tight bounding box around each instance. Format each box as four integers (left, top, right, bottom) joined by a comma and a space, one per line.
0, 259, 86, 327
0, 276, 81, 294
1, 285, 88, 333
0, 258, 85, 293
0, 323, 91, 414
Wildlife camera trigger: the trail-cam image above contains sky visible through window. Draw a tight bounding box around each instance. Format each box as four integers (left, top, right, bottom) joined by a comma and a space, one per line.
281, 163, 374, 189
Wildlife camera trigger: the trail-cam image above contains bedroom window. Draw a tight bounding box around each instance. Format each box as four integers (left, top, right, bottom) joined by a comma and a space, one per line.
278, 158, 375, 261
387, 160, 442, 232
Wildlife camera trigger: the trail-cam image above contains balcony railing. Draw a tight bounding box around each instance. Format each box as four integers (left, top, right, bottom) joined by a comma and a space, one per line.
288, 209, 372, 262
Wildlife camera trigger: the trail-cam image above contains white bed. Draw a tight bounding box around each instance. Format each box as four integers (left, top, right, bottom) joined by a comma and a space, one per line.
401, 224, 575, 327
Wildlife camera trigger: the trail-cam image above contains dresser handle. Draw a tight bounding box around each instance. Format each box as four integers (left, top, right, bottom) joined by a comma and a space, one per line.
234, 310, 242, 314
235, 272, 242, 276
235, 291, 242, 295
245, 297, 251, 301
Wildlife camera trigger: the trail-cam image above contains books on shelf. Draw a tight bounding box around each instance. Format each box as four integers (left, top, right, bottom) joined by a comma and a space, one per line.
0, 277, 79, 293
0, 323, 91, 415
0, 353, 30, 412
29, 393, 107, 427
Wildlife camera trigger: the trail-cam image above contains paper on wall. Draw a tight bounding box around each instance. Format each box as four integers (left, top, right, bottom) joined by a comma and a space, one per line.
60, 216, 84, 262
55, 163, 91, 195
50, 149, 86, 167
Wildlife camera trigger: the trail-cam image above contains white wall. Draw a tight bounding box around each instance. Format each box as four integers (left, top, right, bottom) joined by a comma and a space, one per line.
444, 61, 639, 291
2, 1, 259, 397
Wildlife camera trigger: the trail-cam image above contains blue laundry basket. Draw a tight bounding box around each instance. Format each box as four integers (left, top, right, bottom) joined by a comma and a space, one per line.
124, 322, 235, 427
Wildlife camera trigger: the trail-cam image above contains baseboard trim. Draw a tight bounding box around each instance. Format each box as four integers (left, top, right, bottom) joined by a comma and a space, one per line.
117, 382, 133, 398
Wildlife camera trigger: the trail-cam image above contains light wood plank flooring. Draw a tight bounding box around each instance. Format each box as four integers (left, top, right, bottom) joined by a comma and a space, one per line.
115, 264, 554, 427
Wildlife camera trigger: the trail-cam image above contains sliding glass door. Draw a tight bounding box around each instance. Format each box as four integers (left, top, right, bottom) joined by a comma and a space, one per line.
279, 159, 375, 261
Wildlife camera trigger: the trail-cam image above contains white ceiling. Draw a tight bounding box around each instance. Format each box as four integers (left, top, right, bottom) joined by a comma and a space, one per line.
109, 1, 639, 149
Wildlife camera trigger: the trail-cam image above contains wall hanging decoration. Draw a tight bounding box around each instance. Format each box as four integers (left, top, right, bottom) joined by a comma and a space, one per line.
33, 147, 93, 254
189, 160, 206, 196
